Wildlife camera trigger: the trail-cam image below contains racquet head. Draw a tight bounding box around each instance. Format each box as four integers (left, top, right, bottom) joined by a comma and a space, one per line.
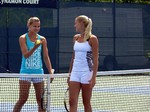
41, 85, 48, 110
64, 87, 69, 112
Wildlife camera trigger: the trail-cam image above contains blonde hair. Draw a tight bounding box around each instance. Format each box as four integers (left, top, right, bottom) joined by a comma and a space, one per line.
27, 17, 40, 28
76, 15, 92, 41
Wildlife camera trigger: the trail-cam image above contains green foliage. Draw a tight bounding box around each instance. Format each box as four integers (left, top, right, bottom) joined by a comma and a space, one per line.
64, 0, 150, 4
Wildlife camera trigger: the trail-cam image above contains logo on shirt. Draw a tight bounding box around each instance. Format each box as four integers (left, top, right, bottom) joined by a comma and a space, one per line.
25, 47, 41, 69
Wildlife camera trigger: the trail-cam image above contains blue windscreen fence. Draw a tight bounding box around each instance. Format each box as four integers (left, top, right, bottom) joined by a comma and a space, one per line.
0, 1, 150, 73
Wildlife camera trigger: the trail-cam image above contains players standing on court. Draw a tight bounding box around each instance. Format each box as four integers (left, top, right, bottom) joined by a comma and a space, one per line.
13, 17, 53, 112
68, 15, 99, 112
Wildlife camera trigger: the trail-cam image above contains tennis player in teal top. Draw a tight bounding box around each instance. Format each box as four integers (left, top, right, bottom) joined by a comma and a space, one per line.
13, 17, 53, 112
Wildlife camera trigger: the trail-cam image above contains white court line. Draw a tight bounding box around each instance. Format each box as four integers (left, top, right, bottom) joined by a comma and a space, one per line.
0, 103, 113, 112
93, 85, 150, 95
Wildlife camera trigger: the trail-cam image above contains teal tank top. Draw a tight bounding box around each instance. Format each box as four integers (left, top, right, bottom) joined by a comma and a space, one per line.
20, 33, 44, 74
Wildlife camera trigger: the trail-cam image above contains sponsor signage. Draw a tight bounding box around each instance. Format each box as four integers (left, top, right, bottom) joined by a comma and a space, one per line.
0, 0, 57, 8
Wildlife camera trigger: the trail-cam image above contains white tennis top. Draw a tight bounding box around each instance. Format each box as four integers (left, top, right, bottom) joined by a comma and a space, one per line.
72, 41, 93, 72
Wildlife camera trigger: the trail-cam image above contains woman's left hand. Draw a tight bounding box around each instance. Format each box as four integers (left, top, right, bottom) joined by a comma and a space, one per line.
89, 77, 96, 88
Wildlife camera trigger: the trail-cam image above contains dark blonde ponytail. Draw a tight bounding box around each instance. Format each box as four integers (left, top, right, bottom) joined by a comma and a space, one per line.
84, 18, 92, 41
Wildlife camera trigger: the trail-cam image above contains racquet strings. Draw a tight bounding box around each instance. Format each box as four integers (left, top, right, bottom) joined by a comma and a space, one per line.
41, 69, 54, 110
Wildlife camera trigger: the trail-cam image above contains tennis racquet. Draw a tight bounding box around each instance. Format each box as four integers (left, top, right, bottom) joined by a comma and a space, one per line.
64, 87, 83, 112
64, 87, 69, 112
41, 69, 54, 110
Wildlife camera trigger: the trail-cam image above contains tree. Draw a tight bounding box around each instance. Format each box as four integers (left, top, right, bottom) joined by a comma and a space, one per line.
64, 0, 150, 4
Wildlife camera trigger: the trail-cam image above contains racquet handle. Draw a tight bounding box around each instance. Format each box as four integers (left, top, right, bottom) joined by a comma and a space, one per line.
50, 69, 55, 83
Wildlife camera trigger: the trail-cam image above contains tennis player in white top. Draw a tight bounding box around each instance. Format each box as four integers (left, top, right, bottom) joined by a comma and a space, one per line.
68, 15, 99, 112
